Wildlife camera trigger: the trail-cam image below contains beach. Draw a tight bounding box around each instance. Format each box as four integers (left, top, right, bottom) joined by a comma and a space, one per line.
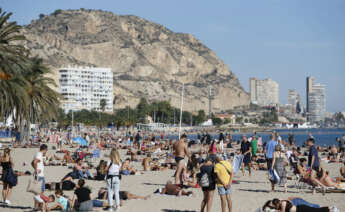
1, 145, 344, 212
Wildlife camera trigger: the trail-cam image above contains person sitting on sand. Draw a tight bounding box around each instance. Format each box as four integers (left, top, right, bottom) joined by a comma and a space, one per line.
328, 145, 340, 163
94, 160, 107, 181
97, 188, 151, 206
120, 158, 137, 175
62, 151, 72, 164
72, 158, 92, 179
160, 180, 193, 196
142, 154, 153, 171
296, 158, 312, 184
47, 189, 71, 212
263, 198, 337, 212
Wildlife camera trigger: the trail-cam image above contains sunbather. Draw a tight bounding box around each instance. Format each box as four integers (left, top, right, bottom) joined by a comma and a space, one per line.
317, 168, 345, 189
160, 180, 193, 196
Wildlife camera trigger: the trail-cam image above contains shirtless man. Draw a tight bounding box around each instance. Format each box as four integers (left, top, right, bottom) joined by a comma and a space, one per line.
161, 181, 193, 196
173, 134, 191, 184
142, 154, 153, 171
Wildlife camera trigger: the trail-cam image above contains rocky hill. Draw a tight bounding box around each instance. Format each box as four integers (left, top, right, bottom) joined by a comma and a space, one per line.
22, 9, 249, 112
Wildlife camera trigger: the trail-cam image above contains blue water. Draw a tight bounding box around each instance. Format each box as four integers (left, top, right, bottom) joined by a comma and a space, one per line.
164, 128, 345, 147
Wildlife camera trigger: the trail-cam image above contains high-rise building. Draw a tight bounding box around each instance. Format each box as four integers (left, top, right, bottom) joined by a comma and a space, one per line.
308, 83, 326, 122
306, 77, 313, 113
249, 78, 279, 106
249, 77, 258, 104
288, 89, 302, 114
59, 66, 113, 113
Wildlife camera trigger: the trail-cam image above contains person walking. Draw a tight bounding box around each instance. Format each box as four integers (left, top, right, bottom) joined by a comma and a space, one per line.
105, 148, 122, 211
1, 148, 15, 205
214, 155, 233, 212
32, 144, 48, 194
200, 157, 216, 212
265, 134, 278, 172
270, 145, 288, 192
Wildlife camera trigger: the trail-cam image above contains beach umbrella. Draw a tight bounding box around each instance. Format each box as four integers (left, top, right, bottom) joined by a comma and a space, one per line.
73, 137, 88, 146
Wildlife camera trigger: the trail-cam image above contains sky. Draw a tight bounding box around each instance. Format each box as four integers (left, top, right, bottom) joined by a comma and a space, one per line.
1, 0, 345, 112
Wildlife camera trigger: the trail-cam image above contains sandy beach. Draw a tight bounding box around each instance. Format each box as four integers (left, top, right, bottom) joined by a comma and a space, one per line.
0, 144, 343, 212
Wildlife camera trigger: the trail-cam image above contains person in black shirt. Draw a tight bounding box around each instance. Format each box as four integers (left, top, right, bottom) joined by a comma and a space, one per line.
71, 179, 93, 211
240, 135, 252, 176
199, 158, 216, 212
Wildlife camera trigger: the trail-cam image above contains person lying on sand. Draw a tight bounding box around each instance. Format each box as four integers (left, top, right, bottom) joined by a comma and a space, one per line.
159, 180, 193, 196
316, 168, 345, 189
263, 198, 338, 212
97, 188, 151, 206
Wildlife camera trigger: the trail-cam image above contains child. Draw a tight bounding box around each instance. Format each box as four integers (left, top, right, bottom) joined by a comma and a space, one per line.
48, 189, 70, 212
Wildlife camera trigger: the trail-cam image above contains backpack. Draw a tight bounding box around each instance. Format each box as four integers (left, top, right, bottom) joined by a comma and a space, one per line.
197, 172, 210, 187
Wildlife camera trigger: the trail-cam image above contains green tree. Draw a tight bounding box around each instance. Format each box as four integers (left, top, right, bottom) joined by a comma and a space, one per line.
0, 8, 28, 122
23, 57, 60, 137
212, 117, 223, 126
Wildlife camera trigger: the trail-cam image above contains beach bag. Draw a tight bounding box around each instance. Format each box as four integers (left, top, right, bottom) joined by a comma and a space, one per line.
269, 169, 280, 184
197, 172, 210, 187
28, 177, 42, 194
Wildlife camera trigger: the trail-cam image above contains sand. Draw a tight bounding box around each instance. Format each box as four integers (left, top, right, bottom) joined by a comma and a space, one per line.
0, 146, 344, 212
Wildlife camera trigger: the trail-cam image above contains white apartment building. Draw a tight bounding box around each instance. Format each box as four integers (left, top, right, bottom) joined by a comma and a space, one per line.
59, 66, 113, 113
249, 78, 279, 106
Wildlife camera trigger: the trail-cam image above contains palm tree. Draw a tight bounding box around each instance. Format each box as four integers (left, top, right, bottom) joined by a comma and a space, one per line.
23, 57, 60, 138
0, 8, 29, 121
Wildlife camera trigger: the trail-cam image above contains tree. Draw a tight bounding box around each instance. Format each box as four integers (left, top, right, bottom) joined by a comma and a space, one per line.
23, 57, 60, 138
0, 8, 29, 122
212, 117, 223, 126
136, 98, 150, 123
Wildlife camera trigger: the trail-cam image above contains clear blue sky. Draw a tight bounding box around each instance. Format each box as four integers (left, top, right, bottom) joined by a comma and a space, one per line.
1, 0, 345, 112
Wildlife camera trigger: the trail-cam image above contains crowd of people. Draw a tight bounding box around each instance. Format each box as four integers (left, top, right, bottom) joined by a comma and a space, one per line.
0, 128, 344, 211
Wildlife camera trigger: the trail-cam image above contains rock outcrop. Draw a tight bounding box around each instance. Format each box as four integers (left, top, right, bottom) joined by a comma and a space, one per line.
22, 9, 249, 112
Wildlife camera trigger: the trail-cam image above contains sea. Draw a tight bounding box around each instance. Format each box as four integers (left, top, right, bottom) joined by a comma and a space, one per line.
171, 128, 345, 147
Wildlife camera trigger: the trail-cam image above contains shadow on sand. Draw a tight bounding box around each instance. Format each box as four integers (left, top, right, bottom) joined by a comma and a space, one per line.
162, 210, 197, 212
0, 203, 33, 211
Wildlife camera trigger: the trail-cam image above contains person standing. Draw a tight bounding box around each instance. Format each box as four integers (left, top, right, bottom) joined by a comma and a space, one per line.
173, 134, 191, 185
265, 134, 278, 171
200, 158, 216, 212
214, 156, 233, 212
307, 138, 323, 194
240, 135, 252, 176
32, 144, 48, 194
338, 134, 345, 156
105, 148, 122, 211
251, 135, 258, 157
1, 148, 15, 205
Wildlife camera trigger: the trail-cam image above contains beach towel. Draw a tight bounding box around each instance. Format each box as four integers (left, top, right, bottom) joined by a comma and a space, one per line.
232, 155, 243, 174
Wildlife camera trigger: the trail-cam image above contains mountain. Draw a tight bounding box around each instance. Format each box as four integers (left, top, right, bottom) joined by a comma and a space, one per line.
22, 9, 249, 112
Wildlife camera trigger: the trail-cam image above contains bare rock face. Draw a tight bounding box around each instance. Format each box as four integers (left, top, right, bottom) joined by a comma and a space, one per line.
22, 9, 249, 112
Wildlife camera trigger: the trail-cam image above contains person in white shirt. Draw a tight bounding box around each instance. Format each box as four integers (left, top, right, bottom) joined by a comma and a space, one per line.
105, 148, 122, 211
32, 144, 48, 194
